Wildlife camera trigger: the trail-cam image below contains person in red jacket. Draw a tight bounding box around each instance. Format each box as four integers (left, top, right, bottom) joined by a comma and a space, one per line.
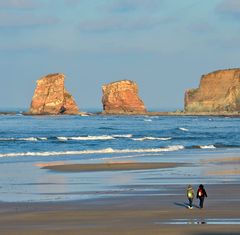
196, 184, 207, 209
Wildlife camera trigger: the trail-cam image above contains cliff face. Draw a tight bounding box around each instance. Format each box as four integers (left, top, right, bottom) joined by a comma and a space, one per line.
102, 80, 147, 114
185, 69, 240, 112
29, 73, 79, 115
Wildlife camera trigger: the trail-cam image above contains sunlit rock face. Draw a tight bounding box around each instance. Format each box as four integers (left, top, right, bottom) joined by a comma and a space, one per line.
102, 80, 147, 114
29, 73, 79, 115
185, 69, 240, 112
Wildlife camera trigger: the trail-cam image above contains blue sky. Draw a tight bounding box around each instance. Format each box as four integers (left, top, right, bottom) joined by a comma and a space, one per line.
0, 0, 240, 111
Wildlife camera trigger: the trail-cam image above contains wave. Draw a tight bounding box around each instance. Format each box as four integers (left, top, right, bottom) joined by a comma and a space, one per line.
200, 145, 216, 149
0, 138, 15, 141
0, 145, 185, 158
0, 137, 44, 141
112, 134, 133, 138
188, 145, 218, 149
57, 135, 115, 141
19, 137, 38, 141
185, 144, 240, 150
179, 127, 189, 132
0, 134, 131, 142
57, 137, 68, 141
144, 119, 152, 122
133, 137, 172, 141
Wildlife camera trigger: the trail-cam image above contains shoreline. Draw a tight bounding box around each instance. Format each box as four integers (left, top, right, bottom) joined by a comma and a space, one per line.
0, 184, 239, 234
3, 110, 239, 117
42, 162, 185, 172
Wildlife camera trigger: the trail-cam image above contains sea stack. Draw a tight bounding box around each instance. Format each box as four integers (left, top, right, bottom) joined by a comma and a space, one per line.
29, 73, 79, 115
185, 69, 240, 112
102, 80, 147, 114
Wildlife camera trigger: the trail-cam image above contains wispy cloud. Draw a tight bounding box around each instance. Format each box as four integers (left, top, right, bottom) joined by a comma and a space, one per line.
78, 15, 161, 33
0, 0, 39, 9
216, 0, 240, 18
102, 0, 164, 13
0, 12, 59, 28
188, 22, 214, 33
64, 0, 82, 7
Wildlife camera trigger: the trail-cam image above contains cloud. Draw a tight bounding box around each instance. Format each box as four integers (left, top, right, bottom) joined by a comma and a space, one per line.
64, 0, 82, 7
188, 22, 214, 33
0, 0, 39, 9
216, 0, 240, 18
0, 12, 59, 28
78, 15, 161, 33
102, 0, 163, 13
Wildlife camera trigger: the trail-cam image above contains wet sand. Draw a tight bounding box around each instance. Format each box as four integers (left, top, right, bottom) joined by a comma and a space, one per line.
0, 184, 240, 235
42, 162, 184, 172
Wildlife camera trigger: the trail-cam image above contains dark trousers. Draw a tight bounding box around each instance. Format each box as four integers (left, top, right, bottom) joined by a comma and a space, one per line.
188, 198, 193, 207
199, 197, 204, 208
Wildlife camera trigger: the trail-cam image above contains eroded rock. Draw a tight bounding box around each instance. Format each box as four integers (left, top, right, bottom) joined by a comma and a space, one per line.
102, 80, 146, 114
29, 73, 79, 115
185, 69, 240, 112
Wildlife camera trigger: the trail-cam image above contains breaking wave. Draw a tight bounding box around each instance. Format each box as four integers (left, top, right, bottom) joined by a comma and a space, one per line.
199, 145, 216, 149
179, 127, 189, 132
0, 134, 134, 142
112, 134, 133, 138
133, 137, 172, 141
57, 135, 115, 141
0, 137, 42, 141
0, 145, 185, 158
188, 145, 217, 149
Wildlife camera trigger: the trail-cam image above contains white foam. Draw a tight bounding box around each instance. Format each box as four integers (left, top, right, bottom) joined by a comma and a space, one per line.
144, 119, 152, 122
179, 127, 189, 132
0, 145, 184, 158
0, 138, 15, 141
0, 137, 40, 141
0, 137, 48, 141
133, 137, 172, 141
200, 145, 216, 149
112, 134, 133, 138
57, 137, 68, 141
19, 137, 38, 141
69, 135, 115, 140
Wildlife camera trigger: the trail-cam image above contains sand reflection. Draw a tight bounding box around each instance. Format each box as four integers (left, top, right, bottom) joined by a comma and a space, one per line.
203, 156, 240, 176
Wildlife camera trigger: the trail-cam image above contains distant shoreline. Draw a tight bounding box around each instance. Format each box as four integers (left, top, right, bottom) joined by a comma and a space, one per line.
1, 110, 240, 117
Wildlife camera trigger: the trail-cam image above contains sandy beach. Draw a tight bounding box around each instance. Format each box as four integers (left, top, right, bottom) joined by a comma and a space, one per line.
0, 162, 240, 235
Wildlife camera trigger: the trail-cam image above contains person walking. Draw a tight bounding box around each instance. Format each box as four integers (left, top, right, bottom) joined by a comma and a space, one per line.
187, 185, 194, 209
196, 184, 207, 209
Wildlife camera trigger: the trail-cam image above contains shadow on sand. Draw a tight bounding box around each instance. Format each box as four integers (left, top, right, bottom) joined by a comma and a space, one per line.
174, 202, 189, 208
174, 202, 199, 209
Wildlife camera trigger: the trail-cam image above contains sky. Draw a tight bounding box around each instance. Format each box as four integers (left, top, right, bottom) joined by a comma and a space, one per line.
0, 0, 240, 111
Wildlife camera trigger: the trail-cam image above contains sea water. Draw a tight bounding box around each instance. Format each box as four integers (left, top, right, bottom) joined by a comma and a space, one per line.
0, 114, 239, 202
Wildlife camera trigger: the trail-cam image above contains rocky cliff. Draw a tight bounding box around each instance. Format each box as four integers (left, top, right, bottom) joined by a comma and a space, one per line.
102, 80, 146, 114
185, 69, 240, 112
29, 73, 79, 115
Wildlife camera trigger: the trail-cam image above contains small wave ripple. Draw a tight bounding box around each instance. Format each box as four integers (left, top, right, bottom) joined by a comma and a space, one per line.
133, 137, 172, 141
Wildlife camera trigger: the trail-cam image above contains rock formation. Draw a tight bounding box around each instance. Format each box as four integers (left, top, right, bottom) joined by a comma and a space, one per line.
102, 80, 147, 114
185, 69, 240, 112
29, 73, 79, 115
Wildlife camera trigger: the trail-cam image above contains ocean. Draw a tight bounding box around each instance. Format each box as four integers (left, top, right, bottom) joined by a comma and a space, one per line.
0, 114, 239, 202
